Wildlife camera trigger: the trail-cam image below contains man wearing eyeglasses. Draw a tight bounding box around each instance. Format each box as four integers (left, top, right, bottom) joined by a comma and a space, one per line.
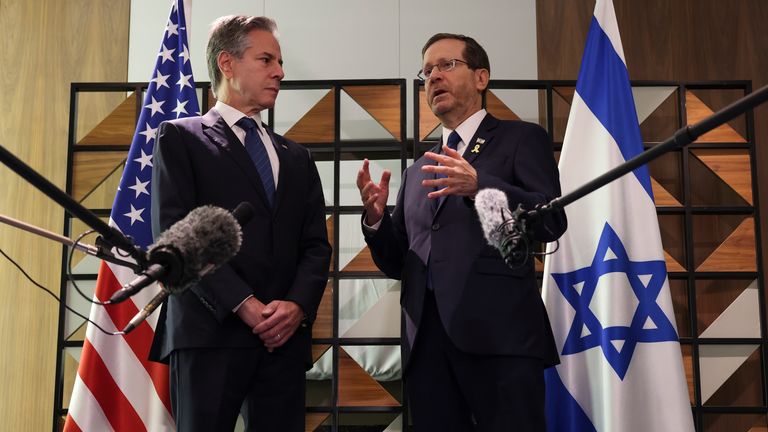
357, 33, 567, 431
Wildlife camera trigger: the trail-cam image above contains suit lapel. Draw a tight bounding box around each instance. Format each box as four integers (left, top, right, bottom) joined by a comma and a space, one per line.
201, 110, 273, 210
433, 114, 500, 217
263, 126, 290, 215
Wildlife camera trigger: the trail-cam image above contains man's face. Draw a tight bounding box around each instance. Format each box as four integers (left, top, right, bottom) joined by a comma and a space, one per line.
422, 38, 486, 125
226, 30, 285, 112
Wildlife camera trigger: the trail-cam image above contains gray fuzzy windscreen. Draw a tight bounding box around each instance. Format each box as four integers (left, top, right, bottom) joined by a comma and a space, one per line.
151, 205, 242, 292
474, 188, 509, 249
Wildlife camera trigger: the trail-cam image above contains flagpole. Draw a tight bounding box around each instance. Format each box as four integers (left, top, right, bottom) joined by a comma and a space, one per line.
536, 82, 768, 216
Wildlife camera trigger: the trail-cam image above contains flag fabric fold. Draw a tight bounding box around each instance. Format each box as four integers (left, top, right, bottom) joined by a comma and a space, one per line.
64, 1, 199, 430
542, 1, 693, 431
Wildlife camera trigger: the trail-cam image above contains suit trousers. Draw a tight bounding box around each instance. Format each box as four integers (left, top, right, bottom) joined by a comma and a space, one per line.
405, 290, 546, 432
170, 346, 305, 431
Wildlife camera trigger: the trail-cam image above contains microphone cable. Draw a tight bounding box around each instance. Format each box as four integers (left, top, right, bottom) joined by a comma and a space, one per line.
0, 243, 122, 336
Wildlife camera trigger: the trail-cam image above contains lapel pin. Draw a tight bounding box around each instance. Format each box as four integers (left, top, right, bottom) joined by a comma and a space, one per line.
471, 137, 485, 154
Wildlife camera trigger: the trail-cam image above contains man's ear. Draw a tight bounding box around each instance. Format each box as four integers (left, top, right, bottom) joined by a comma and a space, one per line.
475, 68, 490, 93
217, 51, 233, 79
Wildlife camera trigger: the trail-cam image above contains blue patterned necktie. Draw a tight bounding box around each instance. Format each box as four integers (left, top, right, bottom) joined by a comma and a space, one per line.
435, 130, 461, 206
236, 117, 276, 207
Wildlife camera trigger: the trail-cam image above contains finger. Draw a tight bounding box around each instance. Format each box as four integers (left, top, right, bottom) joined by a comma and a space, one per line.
442, 144, 462, 158
356, 159, 371, 189
421, 164, 453, 175
363, 193, 379, 208
379, 170, 391, 189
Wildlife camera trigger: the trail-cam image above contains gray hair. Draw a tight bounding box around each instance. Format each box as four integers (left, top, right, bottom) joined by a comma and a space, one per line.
206, 15, 278, 96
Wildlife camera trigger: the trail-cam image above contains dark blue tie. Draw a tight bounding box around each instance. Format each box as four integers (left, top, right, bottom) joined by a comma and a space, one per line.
435, 131, 461, 206
236, 117, 275, 207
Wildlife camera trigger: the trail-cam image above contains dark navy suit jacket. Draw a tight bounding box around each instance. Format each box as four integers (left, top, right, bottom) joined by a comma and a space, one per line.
365, 114, 567, 369
149, 109, 331, 368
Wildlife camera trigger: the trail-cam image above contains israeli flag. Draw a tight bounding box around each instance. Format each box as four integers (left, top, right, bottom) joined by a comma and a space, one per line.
542, 1, 694, 431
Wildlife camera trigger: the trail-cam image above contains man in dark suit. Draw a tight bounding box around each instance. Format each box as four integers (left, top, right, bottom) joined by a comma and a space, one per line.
357, 33, 567, 431
149, 16, 331, 431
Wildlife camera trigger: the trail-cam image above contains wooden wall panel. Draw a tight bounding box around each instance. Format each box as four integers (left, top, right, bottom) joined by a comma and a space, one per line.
0, 0, 129, 430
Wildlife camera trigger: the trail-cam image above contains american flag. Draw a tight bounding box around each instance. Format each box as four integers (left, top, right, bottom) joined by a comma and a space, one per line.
64, 1, 198, 430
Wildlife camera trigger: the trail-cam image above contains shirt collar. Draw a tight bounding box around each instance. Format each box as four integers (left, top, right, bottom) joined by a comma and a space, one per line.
214, 101, 264, 132
442, 109, 487, 148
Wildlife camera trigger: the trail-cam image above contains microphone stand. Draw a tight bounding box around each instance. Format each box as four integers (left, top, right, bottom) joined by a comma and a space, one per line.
0, 213, 140, 272
531, 83, 768, 218
0, 144, 146, 267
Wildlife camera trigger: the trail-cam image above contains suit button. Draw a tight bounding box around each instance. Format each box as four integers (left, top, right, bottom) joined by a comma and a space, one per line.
431, 223, 440, 231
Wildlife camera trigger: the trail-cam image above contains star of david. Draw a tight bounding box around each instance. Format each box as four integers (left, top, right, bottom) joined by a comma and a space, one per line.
551, 222, 678, 379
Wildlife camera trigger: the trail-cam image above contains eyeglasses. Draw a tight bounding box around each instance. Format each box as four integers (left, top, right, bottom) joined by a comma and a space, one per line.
417, 58, 471, 81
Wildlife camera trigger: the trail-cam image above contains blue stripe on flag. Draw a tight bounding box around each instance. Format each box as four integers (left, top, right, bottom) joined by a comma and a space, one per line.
545, 368, 596, 432
575, 17, 654, 200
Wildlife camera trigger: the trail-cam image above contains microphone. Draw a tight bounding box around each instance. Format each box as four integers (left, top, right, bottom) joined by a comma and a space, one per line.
121, 202, 255, 334
475, 188, 530, 268
110, 202, 254, 304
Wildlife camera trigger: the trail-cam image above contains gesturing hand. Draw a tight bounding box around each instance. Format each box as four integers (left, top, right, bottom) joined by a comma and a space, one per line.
356, 159, 391, 225
421, 145, 478, 199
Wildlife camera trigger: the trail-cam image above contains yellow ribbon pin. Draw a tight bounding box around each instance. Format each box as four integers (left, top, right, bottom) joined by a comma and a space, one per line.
471, 138, 485, 153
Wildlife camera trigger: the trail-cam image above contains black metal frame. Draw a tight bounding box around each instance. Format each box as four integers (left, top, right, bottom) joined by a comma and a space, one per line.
54, 79, 764, 431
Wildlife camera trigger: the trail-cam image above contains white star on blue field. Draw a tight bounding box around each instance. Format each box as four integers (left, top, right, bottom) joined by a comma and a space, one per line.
551, 223, 679, 379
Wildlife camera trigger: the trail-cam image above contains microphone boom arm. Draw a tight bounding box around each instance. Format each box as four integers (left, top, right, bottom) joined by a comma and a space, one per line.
0, 144, 146, 266
531, 83, 768, 218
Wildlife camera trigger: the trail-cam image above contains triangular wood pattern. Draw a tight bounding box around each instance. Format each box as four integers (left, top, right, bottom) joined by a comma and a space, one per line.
553, 87, 576, 105
343, 246, 377, 272
685, 91, 746, 143
78, 93, 138, 145
312, 345, 331, 364
691, 150, 753, 205
485, 91, 521, 121
342, 85, 401, 139
697, 218, 756, 272
284, 89, 335, 143
664, 250, 686, 272
326, 216, 335, 272
652, 178, 682, 206
418, 87, 440, 141
72, 152, 127, 201
305, 413, 330, 431
696, 279, 756, 337
313, 282, 334, 339
338, 348, 399, 407
62, 351, 80, 410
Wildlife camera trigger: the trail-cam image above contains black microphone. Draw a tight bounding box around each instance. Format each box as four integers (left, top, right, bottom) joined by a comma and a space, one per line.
475, 188, 530, 268
110, 202, 254, 304
121, 202, 255, 334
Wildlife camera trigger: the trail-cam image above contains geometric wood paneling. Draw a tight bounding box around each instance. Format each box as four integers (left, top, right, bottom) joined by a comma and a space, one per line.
418, 86, 440, 141
697, 218, 757, 272
653, 177, 682, 206
305, 413, 330, 432
284, 89, 335, 143
337, 348, 399, 407
485, 90, 522, 121
312, 344, 331, 364
692, 149, 753, 205
313, 282, 334, 339
343, 85, 401, 139
77, 93, 138, 146
71, 151, 126, 201
343, 246, 377, 272
665, 250, 686, 272
686, 91, 746, 144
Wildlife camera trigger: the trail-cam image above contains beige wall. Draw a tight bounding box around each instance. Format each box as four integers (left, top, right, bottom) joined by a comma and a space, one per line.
0, 0, 129, 429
